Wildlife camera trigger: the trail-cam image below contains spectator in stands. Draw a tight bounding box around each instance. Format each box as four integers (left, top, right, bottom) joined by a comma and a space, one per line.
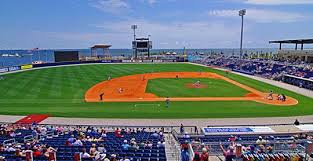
97, 143, 106, 154
0, 144, 4, 152
257, 145, 266, 154
89, 143, 97, 157
139, 141, 145, 148
228, 135, 236, 142
183, 132, 190, 139
33, 146, 42, 157
94, 152, 106, 161
110, 154, 118, 161
81, 148, 91, 158
68, 134, 76, 144
114, 128, 122, 138
130, 142, 139, 150
72, 138, 83, 146
157, 140, 165, 148
266, 146, 273, 154
122, 140, 130, 150
101, 129, 107, 139
15, 149, 25, 161
200, 148, 209, 161
145, 140, 153, 148
220, 144, 235, 161
256, 136, 267, 145
5, 144, 16, 152
43, 146, 57, 158
193, 152, 201, 161
181, 140, 189, 150
151, 131, 159, 138
181, 147, 190, 161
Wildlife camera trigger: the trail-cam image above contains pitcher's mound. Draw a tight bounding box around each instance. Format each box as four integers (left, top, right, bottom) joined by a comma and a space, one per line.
185, 83, 208, 89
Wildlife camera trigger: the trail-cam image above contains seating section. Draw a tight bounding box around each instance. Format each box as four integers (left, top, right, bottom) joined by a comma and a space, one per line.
178, 133, 310, 161
0, 125, 167, 161
198, 57, 313, 90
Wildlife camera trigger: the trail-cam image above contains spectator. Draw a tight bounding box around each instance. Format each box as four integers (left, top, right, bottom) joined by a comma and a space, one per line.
181, 147, 190, 161
122, 140, 130, 150
193, 152, 201, 161
157, 141, 165, 148
151, 131, 159, 138
72, 138, 83, 146
220, 144, 235, 161
68, 135, 76, 144
81, 148, 91, 158
294, 119, 300, 125
89, 143, 97, 157
256, 136, 267, 145
97, 143, 106, 153
33, 146, 42, 157
200, 148, 209, 161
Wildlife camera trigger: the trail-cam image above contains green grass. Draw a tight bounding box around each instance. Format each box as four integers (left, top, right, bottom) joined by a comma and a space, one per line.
0, 63, 312, 118
146, 78, 249, 97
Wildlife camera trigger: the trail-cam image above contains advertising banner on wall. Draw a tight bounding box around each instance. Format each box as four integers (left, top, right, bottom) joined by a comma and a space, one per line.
202, 126, 275, 135
8, 66, 21, 71
0, 68, 9, 73
21, 64, 33, 70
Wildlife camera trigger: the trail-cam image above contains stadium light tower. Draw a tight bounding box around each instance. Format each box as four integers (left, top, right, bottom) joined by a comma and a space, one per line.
131, 25, 138, 58
239, 9, 246, 59
131, 25, 137, 42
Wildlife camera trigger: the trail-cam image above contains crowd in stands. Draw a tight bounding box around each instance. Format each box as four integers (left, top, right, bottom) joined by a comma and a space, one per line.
0, 124, 167, 161
178, 132, 313, 161
197, 56, 313, 90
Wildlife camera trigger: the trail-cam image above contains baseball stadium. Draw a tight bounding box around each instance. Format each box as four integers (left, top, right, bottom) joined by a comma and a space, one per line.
1, 1, 313, 161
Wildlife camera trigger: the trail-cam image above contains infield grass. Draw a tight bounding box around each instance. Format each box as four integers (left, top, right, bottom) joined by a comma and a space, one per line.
0, 63, 312, 118
146, 78, 249, 97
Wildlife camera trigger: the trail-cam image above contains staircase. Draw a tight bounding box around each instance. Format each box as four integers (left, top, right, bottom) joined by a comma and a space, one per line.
164, 133, 181, 161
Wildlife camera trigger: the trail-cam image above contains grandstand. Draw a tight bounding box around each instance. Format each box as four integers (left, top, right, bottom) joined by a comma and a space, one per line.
1, 2, 313, 161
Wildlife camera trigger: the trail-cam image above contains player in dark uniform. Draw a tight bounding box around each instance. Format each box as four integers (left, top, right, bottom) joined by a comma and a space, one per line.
165, 97, 170, 108
99, 93, 104, 101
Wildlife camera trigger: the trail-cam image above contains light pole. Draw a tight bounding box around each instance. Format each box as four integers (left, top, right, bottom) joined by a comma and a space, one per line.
148, 35, 151, 58
131, 25, 137, 59
239, 9, 246, 59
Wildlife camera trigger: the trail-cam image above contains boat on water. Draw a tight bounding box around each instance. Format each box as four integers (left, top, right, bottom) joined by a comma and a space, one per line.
0, 53, 22, 57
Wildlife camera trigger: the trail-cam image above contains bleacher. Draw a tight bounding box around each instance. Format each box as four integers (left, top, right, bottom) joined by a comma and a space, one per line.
0, 126, 167, 161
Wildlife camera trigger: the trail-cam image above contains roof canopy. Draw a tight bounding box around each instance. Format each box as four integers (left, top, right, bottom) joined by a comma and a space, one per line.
91, 44, 112, 49
269, 39, 313, 44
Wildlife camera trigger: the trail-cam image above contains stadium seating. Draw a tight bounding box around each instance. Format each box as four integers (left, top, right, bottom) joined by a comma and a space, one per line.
0, 125, 167, 161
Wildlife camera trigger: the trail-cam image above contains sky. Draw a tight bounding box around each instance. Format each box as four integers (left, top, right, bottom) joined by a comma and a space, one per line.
0, 0, 312, 49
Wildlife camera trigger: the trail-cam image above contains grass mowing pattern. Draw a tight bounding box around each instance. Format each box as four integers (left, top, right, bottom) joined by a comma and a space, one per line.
0, 63, 312, 118
146, 78, 249, 97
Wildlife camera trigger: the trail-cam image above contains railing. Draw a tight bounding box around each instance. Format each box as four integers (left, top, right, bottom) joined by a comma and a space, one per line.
3, 138, 16, 146
24, 135, 34, 143
166, 133, 181, 161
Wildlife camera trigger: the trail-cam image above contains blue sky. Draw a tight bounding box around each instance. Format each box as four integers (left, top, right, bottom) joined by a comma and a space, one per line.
0, 0, 313, 49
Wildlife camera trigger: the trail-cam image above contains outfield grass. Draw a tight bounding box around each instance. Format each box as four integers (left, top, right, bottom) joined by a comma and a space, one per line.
0, 63, 312, 118
146, 78, 249, 97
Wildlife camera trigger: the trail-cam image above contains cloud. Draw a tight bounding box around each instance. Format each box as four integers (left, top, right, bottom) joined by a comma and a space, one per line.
243, 0, 313, 5
93, 19, 240, 48
208, 8, 306, 23
89, 0, 129, 14
142, 0, 158, 5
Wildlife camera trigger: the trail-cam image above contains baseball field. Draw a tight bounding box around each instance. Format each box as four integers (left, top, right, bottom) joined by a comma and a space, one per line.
0, 63, 312, 118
